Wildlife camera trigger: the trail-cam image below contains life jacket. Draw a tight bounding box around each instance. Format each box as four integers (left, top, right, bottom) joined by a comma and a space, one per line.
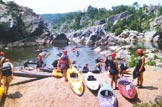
2, 62, 12, 76
60, 54, 68, 64
108, 59, 118, 75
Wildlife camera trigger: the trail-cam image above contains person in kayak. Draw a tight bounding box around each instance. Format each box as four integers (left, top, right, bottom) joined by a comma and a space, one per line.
133, 49, 145, 88
0, 58, 14, 96
57, 49, 71, 81
106, 52, 119, 90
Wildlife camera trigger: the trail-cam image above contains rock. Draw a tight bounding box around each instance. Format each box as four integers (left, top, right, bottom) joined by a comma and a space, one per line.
94, 47, 102, 53
155, 95, 162, 106
0, 2, 47, 44
53, 33, 69, 44
144, 30, 157, 42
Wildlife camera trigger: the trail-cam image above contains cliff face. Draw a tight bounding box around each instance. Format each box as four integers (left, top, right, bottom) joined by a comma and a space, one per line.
0, 1, 45, 43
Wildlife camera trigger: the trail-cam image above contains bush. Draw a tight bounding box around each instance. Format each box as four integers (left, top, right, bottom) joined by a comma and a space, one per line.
133, 101, 160, 107
128, 55, 137, 68
146, 59, 156, 66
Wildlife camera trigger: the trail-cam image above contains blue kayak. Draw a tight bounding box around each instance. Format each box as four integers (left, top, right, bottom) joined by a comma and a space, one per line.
98, 82, 117, 107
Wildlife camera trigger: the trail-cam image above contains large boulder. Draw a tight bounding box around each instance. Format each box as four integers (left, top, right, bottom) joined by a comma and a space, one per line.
53, 33, 69, 44
0, 2, 46, 44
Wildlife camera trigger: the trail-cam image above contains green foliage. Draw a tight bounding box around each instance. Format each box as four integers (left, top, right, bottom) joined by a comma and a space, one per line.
40, 3, 161, 32
143, 18, 150, 30
156, 25, 162, 36
128, 55, 137, 68
146, 59, 156, 66
158, 7, 162, 16
153, 54, 159, 60
115, 27, 122, 36
133, 101, 160, 107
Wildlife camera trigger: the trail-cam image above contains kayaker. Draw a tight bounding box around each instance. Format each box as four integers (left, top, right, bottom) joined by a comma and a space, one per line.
0, 58, 14, 96
82, 64, 89, 73
133, 49, 145, 88
106, 52, 119, 90
57, 49, 71, 81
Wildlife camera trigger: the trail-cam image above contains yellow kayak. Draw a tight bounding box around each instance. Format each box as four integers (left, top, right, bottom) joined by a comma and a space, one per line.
67, 67, 84, 96
0, 86, 4, 101
52, 69, 63, 78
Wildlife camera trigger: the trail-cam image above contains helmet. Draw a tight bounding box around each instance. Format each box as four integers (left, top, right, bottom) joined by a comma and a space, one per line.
63, 50, 67, 55
111, 52, 116, 59
136, 49, 143, 55
5, 58, 11, 62
0, 51, 5, 57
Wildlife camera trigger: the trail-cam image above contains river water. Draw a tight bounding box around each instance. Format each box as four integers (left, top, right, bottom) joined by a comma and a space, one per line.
2, 41, 162, 70
3, 44, 103, 70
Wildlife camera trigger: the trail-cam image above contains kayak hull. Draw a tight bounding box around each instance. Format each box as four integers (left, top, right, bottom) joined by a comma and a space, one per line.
85, 72, 100, 91
0, 86, 4, 101
52, 69, 63, 78
14, 70, 52, 78
98, 82, 117, 107
67, 67, 84, 96
118, 77, 137, 99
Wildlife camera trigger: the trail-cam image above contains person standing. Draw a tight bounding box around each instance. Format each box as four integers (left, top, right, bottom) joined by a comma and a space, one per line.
57, 50, 71, 82
1, 58, 14, 96
133, 49, 145, 88
106, 52, 119, 90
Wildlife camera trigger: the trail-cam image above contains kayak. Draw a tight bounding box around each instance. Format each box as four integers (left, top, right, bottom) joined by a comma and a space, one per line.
40, 67, 53, 73
52, 69, 63, 78
0, 86, 4, 101
118, 76, 137, 99
14, 70, 52, 78
98, 82, 117, 107
67, 67, 84, 96
85, 72, 100, 91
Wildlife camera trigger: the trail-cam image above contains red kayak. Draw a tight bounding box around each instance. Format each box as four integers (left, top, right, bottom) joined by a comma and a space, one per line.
118, 77, 137, 99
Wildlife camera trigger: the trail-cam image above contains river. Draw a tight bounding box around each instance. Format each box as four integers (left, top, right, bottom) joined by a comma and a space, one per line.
3, 44, 103, 70
2, 41, 162, 70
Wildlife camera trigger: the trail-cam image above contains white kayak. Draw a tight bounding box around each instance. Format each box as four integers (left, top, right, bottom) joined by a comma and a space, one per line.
85, 72, 100, 91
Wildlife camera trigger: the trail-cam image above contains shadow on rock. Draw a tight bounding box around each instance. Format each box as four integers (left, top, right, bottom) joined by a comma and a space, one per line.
10, 78, 44, 86
7, 91, 23, 99
129, 93, 142, 104
139, 86, 158, 90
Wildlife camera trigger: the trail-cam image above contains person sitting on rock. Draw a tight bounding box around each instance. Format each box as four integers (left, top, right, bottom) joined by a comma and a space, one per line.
82, 64, 89, 73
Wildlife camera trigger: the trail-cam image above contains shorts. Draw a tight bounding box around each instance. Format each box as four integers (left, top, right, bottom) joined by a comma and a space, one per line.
1, 76, 13, 85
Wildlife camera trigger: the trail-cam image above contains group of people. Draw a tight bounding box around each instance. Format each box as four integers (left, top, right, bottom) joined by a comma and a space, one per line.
0, 51, 14, 97
104, 48, 145, 89
51, 48, 145, 90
